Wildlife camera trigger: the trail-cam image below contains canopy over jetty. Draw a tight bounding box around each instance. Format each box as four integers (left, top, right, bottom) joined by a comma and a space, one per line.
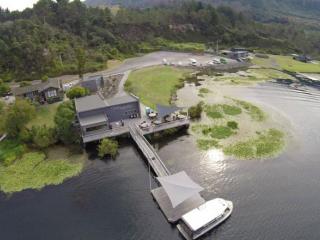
152, 171, 205, 223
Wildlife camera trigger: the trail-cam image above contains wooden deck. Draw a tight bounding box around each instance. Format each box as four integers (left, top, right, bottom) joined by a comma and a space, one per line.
82, 118, 190, 143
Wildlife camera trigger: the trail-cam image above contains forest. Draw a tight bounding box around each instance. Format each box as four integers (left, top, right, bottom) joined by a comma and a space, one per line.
0, 0, 319, 82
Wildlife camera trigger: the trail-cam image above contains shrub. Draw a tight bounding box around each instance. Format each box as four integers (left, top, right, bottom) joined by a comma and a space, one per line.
30, 125, 57, 149
66, 87, 90, 100
227, 121, 238, 129
188, 102, 204, 119
98, 138, 119, 159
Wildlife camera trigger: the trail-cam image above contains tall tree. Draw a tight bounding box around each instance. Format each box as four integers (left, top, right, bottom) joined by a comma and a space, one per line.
5, 100, 36, 138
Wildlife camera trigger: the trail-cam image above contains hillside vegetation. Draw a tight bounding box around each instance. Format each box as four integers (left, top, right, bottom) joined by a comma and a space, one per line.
0, 0, 319, 82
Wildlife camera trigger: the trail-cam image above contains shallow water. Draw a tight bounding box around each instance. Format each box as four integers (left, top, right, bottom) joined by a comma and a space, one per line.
1, 82, 320, 240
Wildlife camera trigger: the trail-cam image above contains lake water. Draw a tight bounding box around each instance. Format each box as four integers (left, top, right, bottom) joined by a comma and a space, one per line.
1, 82, 320, 240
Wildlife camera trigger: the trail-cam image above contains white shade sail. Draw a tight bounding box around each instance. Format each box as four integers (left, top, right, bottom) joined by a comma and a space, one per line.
157, 171, 204, 208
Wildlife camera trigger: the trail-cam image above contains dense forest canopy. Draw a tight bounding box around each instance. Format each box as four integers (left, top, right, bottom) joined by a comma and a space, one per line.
85, 0, 320, 19
0, 0, 319, 82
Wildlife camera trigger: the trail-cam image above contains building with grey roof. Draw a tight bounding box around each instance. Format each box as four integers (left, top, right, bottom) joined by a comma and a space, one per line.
12, 78, 63, 104
80, 75, 104, 93
75, 93, 141, 142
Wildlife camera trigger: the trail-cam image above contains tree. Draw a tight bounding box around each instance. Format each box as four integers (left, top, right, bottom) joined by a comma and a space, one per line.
31, 125, 57, 149
54, 100, 80, 144
66, 86, 89, 99
5, 100, 36, 138
0, 79, 10, 96
97, 138, 118, 159
188, 101, 204, 119
75, 47, 86, 78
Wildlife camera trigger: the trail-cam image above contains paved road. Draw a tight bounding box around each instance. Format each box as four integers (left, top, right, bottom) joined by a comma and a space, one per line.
61, 51, 226, 87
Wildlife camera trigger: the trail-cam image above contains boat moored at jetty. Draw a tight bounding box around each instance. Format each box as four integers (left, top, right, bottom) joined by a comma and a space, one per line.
177, 198, 233, 240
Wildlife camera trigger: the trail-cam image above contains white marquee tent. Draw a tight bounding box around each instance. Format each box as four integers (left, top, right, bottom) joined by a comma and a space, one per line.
157, 171, 204, 208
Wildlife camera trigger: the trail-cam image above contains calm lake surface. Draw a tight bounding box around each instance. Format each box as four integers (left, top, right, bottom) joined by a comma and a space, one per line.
1, 81, 320, 240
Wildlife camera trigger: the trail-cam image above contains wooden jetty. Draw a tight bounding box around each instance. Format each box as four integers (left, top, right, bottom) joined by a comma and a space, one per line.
128, 124, 170, 177
128, 123, 205, 223
84, 117, 205, 224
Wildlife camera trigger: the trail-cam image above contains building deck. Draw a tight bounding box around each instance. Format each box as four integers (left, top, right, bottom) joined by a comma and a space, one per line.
151, 187, 206, 223
82, 118, 190, 143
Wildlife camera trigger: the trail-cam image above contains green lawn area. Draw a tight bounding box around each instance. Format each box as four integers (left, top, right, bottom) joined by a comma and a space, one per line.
223, 129, 285, 159
125, 66, 191, 109
272, 55, 320, 73
0, 151, 83, 193
253, 55, 320, 73
27, 103, 60, 128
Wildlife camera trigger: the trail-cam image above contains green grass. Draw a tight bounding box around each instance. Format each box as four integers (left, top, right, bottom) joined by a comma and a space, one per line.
202, 125, 235, 139
221, 104, 242, 115
27, 103, 60, 128
204, 105, 223, 119
197, 139, 220, 150
272, 55, 320, 73
199, 88, 210, 94
204, 104, 241, 119
223, 129, 285, 159
233, 99, 266, 122
0, 140, 26, 166
0, 152, 83, 193
125, 66, 191, 109
253, 55, 320, 73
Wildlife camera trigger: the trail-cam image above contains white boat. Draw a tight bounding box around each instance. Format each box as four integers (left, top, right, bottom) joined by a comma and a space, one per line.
177, 198, 233, 240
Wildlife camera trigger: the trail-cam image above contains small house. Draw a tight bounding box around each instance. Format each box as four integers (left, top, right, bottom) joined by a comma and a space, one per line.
12, 79, 63, 104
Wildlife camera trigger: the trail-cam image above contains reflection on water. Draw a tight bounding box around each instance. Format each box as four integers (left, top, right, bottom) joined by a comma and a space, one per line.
202, 149, 226, 173
1, 82, 320, 240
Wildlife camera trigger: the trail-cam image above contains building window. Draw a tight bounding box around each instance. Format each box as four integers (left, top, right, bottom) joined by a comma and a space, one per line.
47, 90, 57, 98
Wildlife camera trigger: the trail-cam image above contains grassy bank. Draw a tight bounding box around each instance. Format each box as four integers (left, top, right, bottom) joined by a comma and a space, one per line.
252, 55, 320, 73
0, 141, 85, 194
27, 103, 60, 128
125, 66, 191, 109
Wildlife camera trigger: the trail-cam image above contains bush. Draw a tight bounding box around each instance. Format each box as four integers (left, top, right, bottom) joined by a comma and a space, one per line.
98, 138, 119, 159
66, 87, 90, 100
188, 102, 204, 119
227, 121, 238, 129
30, 125, 57, 149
